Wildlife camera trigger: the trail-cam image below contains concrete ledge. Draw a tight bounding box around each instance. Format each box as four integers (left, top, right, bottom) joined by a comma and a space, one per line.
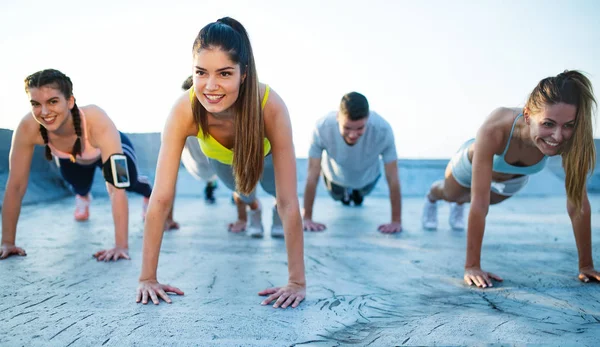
1, 128, 599, 209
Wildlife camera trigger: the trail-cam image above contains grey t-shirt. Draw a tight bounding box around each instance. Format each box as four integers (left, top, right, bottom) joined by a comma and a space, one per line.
308, 111, 397, 189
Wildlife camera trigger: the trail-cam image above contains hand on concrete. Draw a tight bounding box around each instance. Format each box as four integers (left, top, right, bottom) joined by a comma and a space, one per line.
303, 219, 326, 232
579, 266, 600, 283
136, 280, 184, 305
378, 222, 402, 233
228, 219, 247, 233
259, 283, 306, 308
93, 247, 130, 262
0, 243, 27, 259
464, 267, 503, 288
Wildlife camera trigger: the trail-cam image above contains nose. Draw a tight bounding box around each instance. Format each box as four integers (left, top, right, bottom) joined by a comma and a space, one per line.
40, 104, 49, 116
553, 127, 564, 142
205, 76, 219, 91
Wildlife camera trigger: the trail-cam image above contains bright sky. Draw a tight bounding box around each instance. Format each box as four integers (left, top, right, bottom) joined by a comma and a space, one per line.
1, 0, 598, 158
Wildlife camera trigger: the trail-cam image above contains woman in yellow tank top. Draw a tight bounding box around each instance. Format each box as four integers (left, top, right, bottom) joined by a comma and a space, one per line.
137, 17, 306, 309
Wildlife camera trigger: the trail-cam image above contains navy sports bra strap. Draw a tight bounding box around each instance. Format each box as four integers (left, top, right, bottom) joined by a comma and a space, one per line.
501, 113, 523, 156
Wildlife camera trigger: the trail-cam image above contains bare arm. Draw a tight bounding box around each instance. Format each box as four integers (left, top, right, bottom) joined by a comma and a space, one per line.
302, 157, 326, 231
86, 106, 129, 251
465, 142, 493, 270
1, 117, 36, 258
140, 95, 194, 282
566, 189, 594, 272
264, 90, 305, 286
258, 87, 306, 308
377, 160, 402, 233
463, 109, 510, 287
136, 94, 193, 304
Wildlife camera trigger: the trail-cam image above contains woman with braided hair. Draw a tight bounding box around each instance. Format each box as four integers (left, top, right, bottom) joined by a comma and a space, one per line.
421, 70, 600, 287
137, 17, 306, 308
0, 69, 178, 262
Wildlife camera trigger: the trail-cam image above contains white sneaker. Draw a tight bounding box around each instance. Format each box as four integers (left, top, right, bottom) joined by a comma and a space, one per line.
271, 205, 284, 238
247, 206, 264, 238
421, 196, 438, 230
449, 203, 465, 230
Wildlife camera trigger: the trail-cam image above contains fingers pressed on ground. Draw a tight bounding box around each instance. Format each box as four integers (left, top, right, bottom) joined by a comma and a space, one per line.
157, 290, 172, 304
149, 291, 160, 305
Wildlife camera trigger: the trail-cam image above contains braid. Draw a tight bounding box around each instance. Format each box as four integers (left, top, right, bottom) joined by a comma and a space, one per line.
70, 102, 82, 162
38, 124, 52, 161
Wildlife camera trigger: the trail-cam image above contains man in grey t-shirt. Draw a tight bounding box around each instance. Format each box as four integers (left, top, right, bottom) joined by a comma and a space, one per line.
302, 92, 402, 233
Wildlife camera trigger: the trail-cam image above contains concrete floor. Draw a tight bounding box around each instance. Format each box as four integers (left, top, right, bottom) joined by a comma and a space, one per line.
1, 195, 600, 346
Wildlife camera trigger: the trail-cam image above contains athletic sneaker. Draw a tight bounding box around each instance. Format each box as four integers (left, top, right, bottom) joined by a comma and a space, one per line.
449, 203, 465, 230
247, 206, 264, 238
421, 196, 438, 230
142, 197, 150, 221
204, 181, 217, 204
271, 205, 284, 238
351, 190, 364, 206
74, 194, 91, 221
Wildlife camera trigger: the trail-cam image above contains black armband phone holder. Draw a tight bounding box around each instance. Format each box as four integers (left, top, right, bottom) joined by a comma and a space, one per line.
102, 153, 131, 188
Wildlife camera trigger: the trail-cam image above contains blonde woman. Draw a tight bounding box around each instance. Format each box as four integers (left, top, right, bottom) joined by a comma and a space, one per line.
421, 70, 599, 287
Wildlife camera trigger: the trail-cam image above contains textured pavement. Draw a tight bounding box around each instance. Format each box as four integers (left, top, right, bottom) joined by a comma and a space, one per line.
1, 194, 599, 346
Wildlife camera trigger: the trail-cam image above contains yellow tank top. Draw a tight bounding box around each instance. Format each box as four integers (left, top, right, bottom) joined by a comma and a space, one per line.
190, 85, 272, 165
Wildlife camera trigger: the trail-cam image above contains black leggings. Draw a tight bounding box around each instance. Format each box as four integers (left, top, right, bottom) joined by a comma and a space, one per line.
57, 132, 152, 197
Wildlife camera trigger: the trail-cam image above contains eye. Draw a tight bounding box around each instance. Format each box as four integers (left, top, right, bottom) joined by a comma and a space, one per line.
220, 71, 231, 77
564, 123, 575, 129
50, 100, 58, 104
195, 70, 206, 76
542, 122, 554, 127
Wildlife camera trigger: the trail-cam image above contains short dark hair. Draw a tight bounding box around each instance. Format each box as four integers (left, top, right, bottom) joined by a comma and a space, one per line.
339, 92, 369, 120
182, 75, 193, 90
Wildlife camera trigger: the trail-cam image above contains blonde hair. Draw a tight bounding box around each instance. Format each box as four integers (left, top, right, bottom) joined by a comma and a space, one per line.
191, 17, 263, 195
525, 70, 596, 212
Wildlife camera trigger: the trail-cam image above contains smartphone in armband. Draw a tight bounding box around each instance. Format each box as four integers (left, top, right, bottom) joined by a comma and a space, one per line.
110, 154, 130, 188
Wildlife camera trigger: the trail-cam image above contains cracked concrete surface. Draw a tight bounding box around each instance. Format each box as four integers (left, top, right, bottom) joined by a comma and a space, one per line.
1, 194, 599, 346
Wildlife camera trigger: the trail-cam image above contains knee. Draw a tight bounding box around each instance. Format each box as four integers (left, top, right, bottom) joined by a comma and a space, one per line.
234, 191, 256, 205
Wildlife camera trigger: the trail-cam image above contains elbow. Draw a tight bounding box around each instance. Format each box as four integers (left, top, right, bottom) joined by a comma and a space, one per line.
469, 200, 489, 217
567, 199, 591, 220
107, 186, 126, 199
5, 181, 27, 200
150, 192, 174, 212
276, 195, 300, 214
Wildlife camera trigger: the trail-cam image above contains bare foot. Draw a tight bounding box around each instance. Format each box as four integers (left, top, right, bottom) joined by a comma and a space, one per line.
228, 219, 246, 233
164, 219, 180, 231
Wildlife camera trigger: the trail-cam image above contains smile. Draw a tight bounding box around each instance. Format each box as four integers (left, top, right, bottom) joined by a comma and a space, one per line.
41, 115, 57, 123
204, 94, 225, 101
543, 139, 559, 147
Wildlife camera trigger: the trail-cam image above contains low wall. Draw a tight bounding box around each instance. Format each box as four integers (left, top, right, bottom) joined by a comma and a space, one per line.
1, 129, 598, 208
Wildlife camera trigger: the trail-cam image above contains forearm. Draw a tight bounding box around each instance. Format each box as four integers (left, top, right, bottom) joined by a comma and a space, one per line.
302, 180, 318, 220
109, 189, 129, 248
571, 210, 593, 270
139, 197, 170, 281
279, 201, 306, 286
465, 205, 488, 268
389, 183, 401, 223
1, 188, 25, 245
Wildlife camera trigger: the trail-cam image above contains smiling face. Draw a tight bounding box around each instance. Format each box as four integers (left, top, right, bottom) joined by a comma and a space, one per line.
525, 102, 577, 156
337, 112, 368, 145
193, 47, 245, 115
27, 85, 74, 132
